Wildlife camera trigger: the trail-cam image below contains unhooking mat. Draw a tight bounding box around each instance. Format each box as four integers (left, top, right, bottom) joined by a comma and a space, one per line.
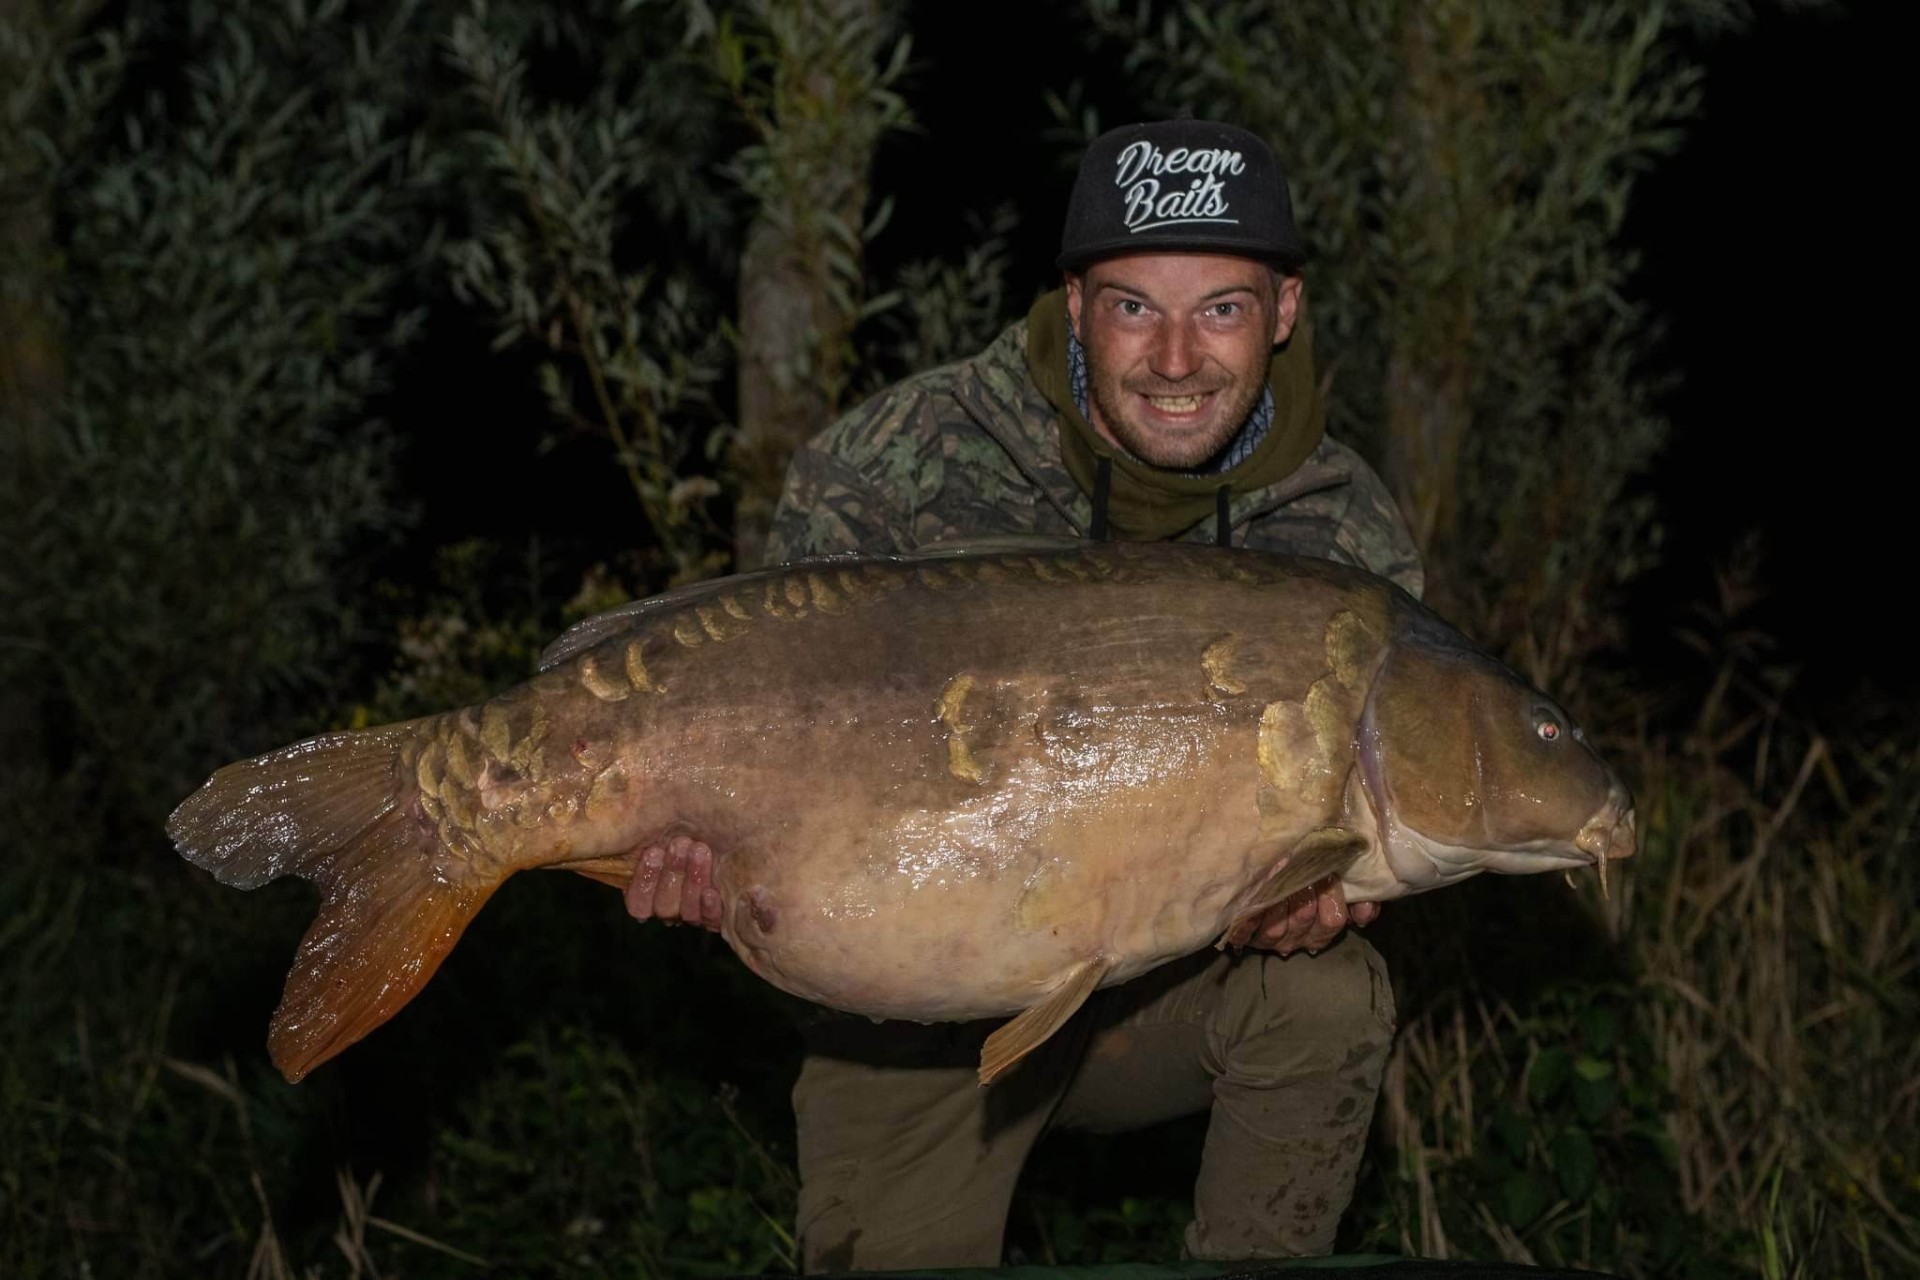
751, 1256, 1622, 1280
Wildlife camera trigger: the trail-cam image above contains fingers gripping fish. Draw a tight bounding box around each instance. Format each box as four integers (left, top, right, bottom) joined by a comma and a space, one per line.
166, 543, 1636, 1085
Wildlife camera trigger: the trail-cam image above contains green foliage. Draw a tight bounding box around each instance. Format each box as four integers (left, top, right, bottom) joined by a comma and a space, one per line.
0, 773, 321, 1276
713, 0, 911, 361
1614, 615, 1920, 1277
0, 807, 807, 1277
1082, 0, 1701, 688
0, 2, 451, 1272
718, 0, 912, 566
859, 204, 1024, 390
445, 0, 738, 587
0, 0, 440, 825
1347, 587, 1920, 1277
1359, 982, 1710, 1273
422, 1028, 797, 1277
1021, 1193, 1192, 1267
346, 539, 569, 724
5, 4, 1911, 1278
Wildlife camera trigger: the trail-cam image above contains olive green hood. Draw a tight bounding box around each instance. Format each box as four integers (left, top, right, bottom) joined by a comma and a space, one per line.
1024, 287, 1327, 542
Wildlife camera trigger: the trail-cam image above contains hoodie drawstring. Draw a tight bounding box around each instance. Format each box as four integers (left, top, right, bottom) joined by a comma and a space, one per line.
1090, 456, 1112, 541
1088, 461, 1230, 546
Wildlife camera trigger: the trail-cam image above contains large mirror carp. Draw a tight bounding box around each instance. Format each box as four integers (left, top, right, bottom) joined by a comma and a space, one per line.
168, 542, 1635, 1084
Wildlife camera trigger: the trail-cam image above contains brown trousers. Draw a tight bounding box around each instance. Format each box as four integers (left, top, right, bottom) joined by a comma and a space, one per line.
792, 936, 1395, 1272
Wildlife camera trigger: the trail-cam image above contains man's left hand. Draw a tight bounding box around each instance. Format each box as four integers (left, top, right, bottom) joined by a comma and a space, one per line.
624, 834, 725, 930
1245, 875, 1379, 955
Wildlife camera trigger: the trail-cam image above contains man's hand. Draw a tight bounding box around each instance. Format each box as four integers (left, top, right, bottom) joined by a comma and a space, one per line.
625, 834, 724, 931
1245, 875, 1379, 955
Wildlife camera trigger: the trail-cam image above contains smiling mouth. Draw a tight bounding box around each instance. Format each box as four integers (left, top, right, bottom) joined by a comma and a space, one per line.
1141, 392, 1214, 415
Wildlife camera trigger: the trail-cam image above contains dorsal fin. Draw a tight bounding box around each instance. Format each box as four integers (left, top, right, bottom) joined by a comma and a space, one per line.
538, 555, 866, 670
538, 539, 1099, 671
916, 534, 1088, 558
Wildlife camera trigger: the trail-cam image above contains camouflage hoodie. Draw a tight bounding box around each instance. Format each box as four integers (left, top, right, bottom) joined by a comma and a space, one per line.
766, 290, 1424, 599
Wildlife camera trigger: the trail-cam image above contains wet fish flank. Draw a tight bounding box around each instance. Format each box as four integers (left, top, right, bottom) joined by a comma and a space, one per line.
167, 542, 1634, 1085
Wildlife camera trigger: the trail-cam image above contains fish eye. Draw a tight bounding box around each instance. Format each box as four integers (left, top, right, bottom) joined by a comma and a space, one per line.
1535, 716, 1562, 742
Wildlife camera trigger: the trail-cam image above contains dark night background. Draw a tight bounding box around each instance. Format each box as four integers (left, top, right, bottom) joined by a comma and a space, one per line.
4, 1, 1912, 1276
1629, 0, 1906, 705
390, 0, 1909, 708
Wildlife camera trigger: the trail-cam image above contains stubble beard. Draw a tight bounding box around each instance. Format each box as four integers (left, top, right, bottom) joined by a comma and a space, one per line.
1086, 366, 1267, 471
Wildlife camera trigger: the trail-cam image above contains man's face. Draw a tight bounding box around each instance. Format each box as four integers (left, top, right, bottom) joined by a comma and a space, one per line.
1066, 253, 1302, 470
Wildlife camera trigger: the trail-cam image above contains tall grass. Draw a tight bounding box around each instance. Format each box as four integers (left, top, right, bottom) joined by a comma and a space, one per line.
1627, 664, 1919, 1277
2, 549, 1911, 1278
0, 807, 803, 1279
1361, 604, 1920, 1276
6, 570, 1916, 1277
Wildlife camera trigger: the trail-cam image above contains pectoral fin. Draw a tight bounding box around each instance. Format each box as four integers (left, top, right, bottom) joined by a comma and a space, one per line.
977, 956, 1109, 1086
556, 852, 641, 889
1218, 826, 1369, 950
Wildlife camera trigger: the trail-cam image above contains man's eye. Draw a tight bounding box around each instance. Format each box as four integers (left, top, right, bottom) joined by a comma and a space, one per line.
1210, 302, 1240, 317
1118, 300, 1146, 316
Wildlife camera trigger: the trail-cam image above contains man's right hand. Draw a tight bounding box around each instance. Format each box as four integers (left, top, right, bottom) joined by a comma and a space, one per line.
1245, 875, 1379, 955
625, 834, 724, 931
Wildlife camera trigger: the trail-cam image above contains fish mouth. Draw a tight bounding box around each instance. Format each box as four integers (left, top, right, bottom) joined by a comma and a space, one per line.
1460, 844, 1598, 874
1571, 787, 1636, 898
1573, 788, 1638, 864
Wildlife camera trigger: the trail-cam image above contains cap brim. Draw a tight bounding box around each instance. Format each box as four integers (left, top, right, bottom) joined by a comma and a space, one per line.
1057, 233, 1306, 272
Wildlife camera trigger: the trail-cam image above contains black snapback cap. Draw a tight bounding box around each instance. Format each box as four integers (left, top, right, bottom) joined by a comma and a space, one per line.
1057, 120, 1305, 271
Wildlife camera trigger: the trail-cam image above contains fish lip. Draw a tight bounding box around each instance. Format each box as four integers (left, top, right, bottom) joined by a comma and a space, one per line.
1573, 787, 1638, 863
1609, 805, 1639, 861
1457, 844, 1597, 873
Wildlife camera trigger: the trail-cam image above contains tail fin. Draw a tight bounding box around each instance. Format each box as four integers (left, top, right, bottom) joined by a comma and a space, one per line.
166, 724, 500, 1081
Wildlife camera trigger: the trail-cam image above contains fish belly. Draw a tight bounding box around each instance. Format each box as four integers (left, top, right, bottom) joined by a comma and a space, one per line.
712, 736, 1282, 1022
503, 545, 1386, 1020
169, 543, 1399, 1082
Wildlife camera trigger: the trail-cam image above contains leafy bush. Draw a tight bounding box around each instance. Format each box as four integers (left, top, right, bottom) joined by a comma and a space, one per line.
5, 4, 1912, 1278
423, 1028, 797, 1278
1, 1, 441, 1272
1, 0, 441, 827
444, 0, 738, 587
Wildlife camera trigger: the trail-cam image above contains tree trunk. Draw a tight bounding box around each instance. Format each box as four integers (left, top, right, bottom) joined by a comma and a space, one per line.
735, 206, 850, 569
0, 0, 62, 769
732, 0, 892, 570
1380, 2, 1485, 610
0, 0, 62, 457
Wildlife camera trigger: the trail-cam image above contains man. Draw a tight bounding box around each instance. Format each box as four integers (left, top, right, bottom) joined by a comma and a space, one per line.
627, 120, 1423, 1270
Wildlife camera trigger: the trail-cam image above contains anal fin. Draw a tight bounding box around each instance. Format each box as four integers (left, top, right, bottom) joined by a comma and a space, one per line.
1218, 826, 1368, 950
978, 956, 1109, 1086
